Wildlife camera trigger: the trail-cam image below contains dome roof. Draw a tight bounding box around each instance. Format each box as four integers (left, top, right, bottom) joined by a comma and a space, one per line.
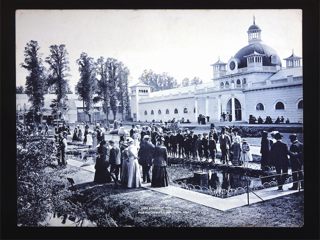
248, 24, 261, 32
234, 42, 282, 68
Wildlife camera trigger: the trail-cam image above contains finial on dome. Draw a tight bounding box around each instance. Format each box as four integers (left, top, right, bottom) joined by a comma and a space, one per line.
253, 15, 255, 25
292, 49, 294, 55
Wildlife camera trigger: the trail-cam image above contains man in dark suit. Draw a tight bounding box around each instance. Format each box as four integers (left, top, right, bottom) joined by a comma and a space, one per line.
288, 134, 304, 190
219, 127, 231, 164
138, 135, 155, 183
176, 131, 185, 158
270, 132, 289, 190
109, 140, 121, 181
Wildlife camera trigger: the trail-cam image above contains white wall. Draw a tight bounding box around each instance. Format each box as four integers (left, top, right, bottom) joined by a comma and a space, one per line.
245, 85, 303, 123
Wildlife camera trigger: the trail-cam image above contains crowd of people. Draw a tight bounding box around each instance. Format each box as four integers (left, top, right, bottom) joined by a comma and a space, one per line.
261, 131, 304, 190
44, 120, 304, 191
249, 115, 290, 124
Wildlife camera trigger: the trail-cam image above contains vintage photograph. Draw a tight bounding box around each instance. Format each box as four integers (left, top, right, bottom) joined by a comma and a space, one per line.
16, 9, 303, 227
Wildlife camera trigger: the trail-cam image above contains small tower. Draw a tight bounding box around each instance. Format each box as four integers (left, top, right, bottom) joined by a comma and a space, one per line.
211, 57, 227, 79
247, 16, 262, 44
284, 50, 302, 68
244, 51, 265, 71
129, 82, 151, 121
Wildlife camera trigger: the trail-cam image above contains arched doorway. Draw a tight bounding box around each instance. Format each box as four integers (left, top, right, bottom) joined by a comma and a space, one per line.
226, 98, 242, 121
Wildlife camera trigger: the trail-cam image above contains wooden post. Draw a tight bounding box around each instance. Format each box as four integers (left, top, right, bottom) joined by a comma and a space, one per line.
247, 179, 250, 205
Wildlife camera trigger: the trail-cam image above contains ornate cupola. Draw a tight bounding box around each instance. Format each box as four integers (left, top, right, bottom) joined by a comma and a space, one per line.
284, 49, 302, 68
211, 57, 227, 79
247, 16, 262, 44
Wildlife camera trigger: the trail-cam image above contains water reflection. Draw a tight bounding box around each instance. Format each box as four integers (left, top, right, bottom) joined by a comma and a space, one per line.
175, 168, 263, 197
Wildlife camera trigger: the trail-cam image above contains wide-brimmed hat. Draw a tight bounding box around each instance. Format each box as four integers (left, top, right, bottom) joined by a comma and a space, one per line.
289, 134, 297, 141
143, 135, 151, 140
270, 131, 279, 137
242, 138, 247, 142
108, 140, 115, 144
274, 132, 283, 140
232, 128, 239, 133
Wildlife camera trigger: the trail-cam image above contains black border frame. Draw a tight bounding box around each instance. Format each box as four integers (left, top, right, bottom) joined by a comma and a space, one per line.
1, 0, 319, 239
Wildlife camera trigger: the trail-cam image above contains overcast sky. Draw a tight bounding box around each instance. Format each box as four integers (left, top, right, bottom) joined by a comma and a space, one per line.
16, 9, 302, 91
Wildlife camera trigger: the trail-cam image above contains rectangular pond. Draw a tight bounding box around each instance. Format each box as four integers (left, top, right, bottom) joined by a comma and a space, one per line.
173, 168, 280, 198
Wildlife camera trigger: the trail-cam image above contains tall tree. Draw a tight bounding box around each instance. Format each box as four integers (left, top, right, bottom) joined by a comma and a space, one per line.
20, 40, 46, 123
139, 70, 178, 91
181, 78, 190, 87
94, 57, 131, 121
105, 58, 120, 121
76, 52, 97, 123
45, 44, 70, 120
16, 86, 24, 94
117, 63, 130, 120
190, 77, 203, 85
94, 57, 110, 121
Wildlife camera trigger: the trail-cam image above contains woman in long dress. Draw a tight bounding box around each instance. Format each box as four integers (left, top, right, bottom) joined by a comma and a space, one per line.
151, 137, 169, 187
86, 131, 93, 148
240, 139, 252, 168
230, 135, 241, 166
94, 140, 111, 183
121, 138, 141, 188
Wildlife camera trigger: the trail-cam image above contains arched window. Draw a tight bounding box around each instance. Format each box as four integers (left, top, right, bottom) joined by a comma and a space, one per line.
225, 81, 229, 88
151, 110, 154, 115
174, 108, 178, 114
298, 100, 303, 109
220, 82, 224, 88
242, 78, 247, 84
158, 109, 161, 115
183, 108, 188, 113
194, 107, 196, 113
237, 79, 241, 85
275, 102, 285, 110
144, 110, 147, 115
166, 109, 169, 114
256, 103, 264, 111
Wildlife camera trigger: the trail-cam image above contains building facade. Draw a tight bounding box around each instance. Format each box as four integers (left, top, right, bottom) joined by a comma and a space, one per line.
130, 19, 303, 124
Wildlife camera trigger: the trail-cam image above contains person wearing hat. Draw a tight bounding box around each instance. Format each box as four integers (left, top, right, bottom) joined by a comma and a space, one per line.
151, 136, 169, 187
72, 125, 79, 141
260, 131, 273, 171
270, 131, 279, 144
288, 134, 304, 190
208, 135, 218, 163
121, 137, 141, 188
196, 134, 203, 160
269, 132, 289, 190
240, 139, 252, 168
109, 140, 121, 182
219, 128, 231, 165
86, 130, 93, 148
77, 126, 83, 142
138, 135, 155, 183
230, 135, 241, 166
209, 128, 219, 143
169, 131, 178, 158
58, 131, 68, 166
176, 130, 185, 158
202, 133, 209, 161
94, 140, 111, 183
